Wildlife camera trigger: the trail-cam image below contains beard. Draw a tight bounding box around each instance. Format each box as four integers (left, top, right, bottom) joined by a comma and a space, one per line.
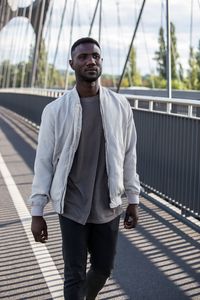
77, 67, 102, 82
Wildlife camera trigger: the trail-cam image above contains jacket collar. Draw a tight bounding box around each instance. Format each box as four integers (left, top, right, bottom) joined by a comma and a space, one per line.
70, 85, 105, 104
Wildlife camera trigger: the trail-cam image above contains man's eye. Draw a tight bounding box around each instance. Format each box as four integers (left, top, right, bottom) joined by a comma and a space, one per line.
79, 54, 87, 59
93, 54, 100, 60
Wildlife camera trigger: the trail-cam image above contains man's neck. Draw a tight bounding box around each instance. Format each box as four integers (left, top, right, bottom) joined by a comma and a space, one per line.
76, 81, 100, 98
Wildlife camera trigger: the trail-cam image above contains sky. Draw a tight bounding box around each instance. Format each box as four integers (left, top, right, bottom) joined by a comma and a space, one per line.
0, 0, 200, 77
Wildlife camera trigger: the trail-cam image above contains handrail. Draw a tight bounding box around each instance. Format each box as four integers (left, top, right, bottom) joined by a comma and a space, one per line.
127, 94, 200, 119
0, 87, 200, 118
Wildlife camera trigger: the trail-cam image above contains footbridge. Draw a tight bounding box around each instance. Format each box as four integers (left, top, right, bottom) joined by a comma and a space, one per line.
0, 88, 200, 299
0, 0, 200, 299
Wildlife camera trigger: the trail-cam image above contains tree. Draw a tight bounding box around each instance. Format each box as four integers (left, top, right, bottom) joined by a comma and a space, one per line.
48, 64, 65, 88
0, 39, 67, 89
0, 60, 17, 88
130, 46, 142, 85
187, 47, 198, 89
154, 26, 166, 78
170, 22, 179, 80
178, 63, 184, 82
35, 39, 48, 87
154, 22, 180, 81
123, 46, 142, 87
196, 40, 200, 88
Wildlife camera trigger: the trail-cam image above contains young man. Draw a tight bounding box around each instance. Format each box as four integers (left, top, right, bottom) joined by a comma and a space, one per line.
29, 37, 140, 300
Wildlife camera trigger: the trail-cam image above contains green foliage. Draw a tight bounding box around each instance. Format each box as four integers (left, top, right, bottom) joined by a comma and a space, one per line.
101, 74, 116, 87
0, 60, 15, 88
121, 47, 142, 87
187, 47, 199, 90
142, 75, 187, 90
154, 26, 166, 78
196, 40, 200, 89
35, 39, 48, 87
171, 79, 187, 90
0, 40, 66, 89
170, 22, 179, 80
153, 76, 167, 89
129, 47, 142, 86
154, 23, 181, 81
121, 77, 129, 88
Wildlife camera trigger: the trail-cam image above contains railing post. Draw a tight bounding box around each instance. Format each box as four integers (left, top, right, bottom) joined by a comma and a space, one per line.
188, 105, 193, 117
167, 102, 172, 114
149, 100, 153, 111
134, 99, 138, 109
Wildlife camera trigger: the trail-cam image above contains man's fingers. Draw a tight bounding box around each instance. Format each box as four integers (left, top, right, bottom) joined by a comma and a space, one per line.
124, 204, 139, 230
35, 235, 47, 243
124, 221, 137, 229
43, 228, 48, 240
124, 216, 138, 229
32, 231, 48, 243
31, 216, 48, 243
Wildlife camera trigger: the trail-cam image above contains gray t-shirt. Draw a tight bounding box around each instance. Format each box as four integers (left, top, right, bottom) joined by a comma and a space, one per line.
62, 94, 122, 225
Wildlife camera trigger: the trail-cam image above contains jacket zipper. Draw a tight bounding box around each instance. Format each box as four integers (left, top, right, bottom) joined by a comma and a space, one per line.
99, 99, 110, 188
60, 103, 82, 213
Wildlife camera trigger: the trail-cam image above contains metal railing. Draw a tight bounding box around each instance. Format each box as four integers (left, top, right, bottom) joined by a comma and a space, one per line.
1, 87, 200, 119
128, 95, 200, 119
134, 109, 200, 220
0, 88, 199, 220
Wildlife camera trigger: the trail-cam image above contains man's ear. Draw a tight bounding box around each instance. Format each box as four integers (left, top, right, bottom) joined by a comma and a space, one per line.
69, 59, 74, 70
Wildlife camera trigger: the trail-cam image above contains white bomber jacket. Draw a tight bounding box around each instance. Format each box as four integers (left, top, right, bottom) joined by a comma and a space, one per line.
28, 86, 140, 216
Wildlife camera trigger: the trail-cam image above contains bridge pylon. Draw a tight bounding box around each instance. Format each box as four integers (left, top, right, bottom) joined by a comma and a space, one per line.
0, 0, 51, 87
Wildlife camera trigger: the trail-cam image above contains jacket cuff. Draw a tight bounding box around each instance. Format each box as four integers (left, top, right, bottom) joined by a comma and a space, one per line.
31, 206, 44, 216
127, 193, 140, 204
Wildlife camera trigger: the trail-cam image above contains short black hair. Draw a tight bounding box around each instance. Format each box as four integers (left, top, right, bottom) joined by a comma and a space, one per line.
71, 37, 101, 56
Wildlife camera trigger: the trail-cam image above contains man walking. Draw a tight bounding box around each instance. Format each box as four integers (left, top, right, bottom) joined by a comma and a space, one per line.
29, 37, 140, 300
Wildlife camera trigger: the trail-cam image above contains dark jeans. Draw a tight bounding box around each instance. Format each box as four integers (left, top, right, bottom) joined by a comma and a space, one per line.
59, 215, 120, 300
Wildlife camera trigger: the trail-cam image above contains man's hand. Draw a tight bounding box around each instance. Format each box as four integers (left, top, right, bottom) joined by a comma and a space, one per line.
124, 204, 139, 229
31, 216, 48, 243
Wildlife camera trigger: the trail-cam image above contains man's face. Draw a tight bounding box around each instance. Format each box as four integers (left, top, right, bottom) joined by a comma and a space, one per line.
69, 43, 102, 82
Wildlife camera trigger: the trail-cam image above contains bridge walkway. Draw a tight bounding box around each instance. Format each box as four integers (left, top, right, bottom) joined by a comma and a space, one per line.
0, 106, 200, 300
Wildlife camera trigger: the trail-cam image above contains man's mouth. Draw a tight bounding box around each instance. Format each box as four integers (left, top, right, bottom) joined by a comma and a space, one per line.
85, 69, 97, 73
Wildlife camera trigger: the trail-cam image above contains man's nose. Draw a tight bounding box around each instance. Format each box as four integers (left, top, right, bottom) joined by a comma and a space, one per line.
86, 55, 96, 65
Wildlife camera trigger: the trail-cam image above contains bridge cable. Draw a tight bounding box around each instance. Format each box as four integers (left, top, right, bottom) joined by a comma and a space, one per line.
0, 1, 14, 87
76, 1, 82, 35
31, 0, 46, 87
198, 0, 200, 9
101, 4, 116, 88
161, 0, 164, 29
141, 20, 155, 88
65, 0, 77, 89
190, 0, 194, 50
98, 0, 102, 43
50, 0, 68, 88
43, 0, 54, 41
189, 0, 194, 88
6, 7, 22, 88
44, 0, 54, 89
116, 1, 120, 77
117, 0, 146, 92
12, 6, 30, 88
115, 0, 132, 87
88, 0, 100, 36
20, 1, 34, 87
28, 0, 42, 87
1, 5, 18, 87
0, 0, 8, 85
